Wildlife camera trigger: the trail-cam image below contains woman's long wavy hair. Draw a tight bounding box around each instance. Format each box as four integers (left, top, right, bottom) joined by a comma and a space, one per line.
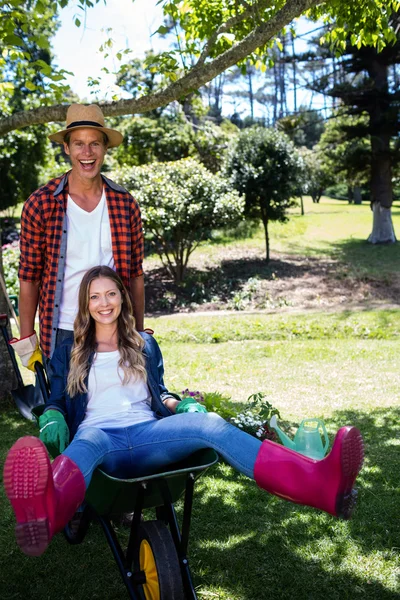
67, 266, 146, 397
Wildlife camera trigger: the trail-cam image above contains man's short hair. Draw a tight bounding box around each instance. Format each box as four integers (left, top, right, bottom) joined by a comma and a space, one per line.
64, 130, 109, 147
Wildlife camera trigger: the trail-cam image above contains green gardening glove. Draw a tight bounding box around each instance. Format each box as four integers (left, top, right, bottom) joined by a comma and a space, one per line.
39, 410, 70, 457
176, 397, 208, 414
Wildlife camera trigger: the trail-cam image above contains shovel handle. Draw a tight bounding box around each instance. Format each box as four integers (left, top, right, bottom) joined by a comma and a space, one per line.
0, 313, 25, 388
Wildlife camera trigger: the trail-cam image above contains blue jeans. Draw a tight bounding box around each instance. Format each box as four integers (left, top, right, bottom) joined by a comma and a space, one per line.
63, 413, 262, 488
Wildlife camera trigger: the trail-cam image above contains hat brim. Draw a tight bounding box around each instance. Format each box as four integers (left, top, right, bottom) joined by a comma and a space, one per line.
48, 125, 123, 148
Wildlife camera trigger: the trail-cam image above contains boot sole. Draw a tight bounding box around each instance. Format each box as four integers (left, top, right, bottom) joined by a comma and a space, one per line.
3, 437, 51, 556
336, 427, 365, 519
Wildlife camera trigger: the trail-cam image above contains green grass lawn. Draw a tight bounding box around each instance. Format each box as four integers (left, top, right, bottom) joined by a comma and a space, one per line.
1, 310, 399, 599
197, 195, 400, 275
1, 196, 399, 598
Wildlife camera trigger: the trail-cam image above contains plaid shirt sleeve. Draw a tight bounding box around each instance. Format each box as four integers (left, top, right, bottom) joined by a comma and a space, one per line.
18, 193, 46, 282
130, 195, 144, 278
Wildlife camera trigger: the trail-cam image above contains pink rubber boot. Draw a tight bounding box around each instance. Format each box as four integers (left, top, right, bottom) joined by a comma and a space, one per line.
3, 436, 86, 556
254, 426, 364, 519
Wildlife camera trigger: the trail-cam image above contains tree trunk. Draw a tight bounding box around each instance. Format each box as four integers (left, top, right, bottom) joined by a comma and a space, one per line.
366, 55, 396, 243
247, 62, 254, 121
291, 32, 297, 112
300, 196, 304, 215
262, 217, 270, 262
353, 186, 362, 205
347, 185, 353, 204
273, 61, 278, 124
367, 202, 397, 244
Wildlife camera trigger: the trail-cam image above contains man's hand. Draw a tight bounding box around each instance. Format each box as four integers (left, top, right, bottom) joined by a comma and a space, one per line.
176, 397, 208, 414
9, 332, 43, 372
39, 410, 69, 457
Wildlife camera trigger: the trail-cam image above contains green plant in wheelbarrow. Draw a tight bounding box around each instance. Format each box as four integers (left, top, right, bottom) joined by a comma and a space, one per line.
230, 392, 280, 442
182, 389, 280, 441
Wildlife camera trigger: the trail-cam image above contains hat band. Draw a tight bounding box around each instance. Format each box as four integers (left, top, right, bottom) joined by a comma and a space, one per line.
67, 120, 104, 129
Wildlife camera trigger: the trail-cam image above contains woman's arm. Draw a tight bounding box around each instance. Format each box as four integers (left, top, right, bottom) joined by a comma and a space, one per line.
144, 333, 181, 413
162, 395, 180, 413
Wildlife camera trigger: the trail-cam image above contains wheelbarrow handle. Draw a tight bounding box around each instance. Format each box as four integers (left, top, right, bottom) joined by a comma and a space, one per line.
0, 313, 25, 388
35, 361, 50, 402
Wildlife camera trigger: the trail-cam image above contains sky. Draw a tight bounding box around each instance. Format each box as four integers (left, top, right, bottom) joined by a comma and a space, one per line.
52, 0, 167, 101
52, 1, 325, 117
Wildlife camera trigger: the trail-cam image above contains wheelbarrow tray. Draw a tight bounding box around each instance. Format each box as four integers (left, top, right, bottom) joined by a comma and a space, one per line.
86, 447, 218, 516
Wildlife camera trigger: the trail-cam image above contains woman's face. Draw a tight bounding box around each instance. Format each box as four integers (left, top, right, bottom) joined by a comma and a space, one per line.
88, 277, 122, 326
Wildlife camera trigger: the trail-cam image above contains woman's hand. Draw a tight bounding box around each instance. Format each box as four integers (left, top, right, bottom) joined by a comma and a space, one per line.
175, 397, 208, 414
39, 410, 69, 457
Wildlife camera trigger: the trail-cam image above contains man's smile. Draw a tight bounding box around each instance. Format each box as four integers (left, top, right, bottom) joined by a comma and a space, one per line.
79, 159, 96, 170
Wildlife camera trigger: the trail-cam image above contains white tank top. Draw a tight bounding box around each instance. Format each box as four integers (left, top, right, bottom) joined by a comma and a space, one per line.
78, 350, 156, 430
58, 190, 115, 330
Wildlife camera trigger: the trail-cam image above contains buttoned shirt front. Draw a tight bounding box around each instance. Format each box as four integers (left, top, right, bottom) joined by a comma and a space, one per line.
18, 172, 144, 357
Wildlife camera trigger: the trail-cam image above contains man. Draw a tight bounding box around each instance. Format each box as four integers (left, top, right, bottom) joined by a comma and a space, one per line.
11, 104, 145, 369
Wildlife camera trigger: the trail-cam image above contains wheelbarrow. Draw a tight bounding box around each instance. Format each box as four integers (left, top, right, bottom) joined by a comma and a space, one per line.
4, 326, 218, 600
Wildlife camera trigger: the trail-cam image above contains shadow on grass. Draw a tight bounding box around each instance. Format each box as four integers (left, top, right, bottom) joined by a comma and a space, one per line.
145, 256, 336, 313
328, 238, 400, 278
0, 405, 398, 599
189, 405, 400, 599
145, 237, 400, 313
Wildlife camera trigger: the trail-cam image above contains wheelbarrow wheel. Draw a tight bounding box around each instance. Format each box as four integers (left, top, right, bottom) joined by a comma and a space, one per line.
134, 520, 185, 600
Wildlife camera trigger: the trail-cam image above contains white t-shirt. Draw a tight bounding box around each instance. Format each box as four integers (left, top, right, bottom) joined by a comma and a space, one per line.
58, 189, 115, 330
78, 350, 156, 431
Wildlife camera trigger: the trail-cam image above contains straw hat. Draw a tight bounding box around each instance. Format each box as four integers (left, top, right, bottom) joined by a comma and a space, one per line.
48, 104, 123, 147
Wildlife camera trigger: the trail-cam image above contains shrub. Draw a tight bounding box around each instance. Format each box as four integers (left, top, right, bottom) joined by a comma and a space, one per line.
223, 127, 304, 261
114, 159, 245, 283
2, 241, 20, 296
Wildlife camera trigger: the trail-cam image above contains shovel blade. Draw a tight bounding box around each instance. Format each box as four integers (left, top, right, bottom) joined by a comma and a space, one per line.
11, 384, 44, 421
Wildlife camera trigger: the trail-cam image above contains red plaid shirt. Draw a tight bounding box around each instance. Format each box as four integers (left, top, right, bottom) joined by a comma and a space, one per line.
19, 173, 144, 357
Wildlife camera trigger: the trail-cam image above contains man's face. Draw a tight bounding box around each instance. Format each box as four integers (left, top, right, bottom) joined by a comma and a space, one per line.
63, 128, 108, 181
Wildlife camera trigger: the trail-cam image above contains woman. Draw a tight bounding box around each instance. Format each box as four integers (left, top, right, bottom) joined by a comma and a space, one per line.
4, 266, 364, 558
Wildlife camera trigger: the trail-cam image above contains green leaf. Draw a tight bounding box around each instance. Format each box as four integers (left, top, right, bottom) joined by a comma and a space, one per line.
155, 25, 170, 35
4, 34, 24, 46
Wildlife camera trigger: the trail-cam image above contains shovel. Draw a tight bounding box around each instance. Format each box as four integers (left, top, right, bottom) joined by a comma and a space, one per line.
0, 313, 45, 421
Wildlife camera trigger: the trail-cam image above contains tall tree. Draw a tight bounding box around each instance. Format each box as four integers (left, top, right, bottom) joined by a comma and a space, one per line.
317, 110, 371, 201
0, 0, 61, 400
329, 41, 400, 242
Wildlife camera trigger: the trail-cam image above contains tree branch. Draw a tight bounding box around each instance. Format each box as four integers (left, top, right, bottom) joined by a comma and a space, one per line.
0, 0, 321, 136
196, 0, 271, 68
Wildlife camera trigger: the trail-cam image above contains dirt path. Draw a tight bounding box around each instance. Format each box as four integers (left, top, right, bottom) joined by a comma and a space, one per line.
144, 247, 400, 315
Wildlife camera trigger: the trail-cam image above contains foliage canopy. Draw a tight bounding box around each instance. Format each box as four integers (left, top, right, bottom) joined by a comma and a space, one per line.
113, 159, 245, 283
224, 127, 303, 260
1, 0, 400, 134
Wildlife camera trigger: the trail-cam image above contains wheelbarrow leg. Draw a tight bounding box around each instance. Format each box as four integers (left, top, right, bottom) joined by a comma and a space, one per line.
158, 475, 198, 600
98, 515, 145, 600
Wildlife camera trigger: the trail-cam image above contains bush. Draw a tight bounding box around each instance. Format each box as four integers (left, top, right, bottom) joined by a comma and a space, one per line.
113, 159, 245, 283
115, 115, 194, 167
2, 241, 20, 296
223, 127, 304, 261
